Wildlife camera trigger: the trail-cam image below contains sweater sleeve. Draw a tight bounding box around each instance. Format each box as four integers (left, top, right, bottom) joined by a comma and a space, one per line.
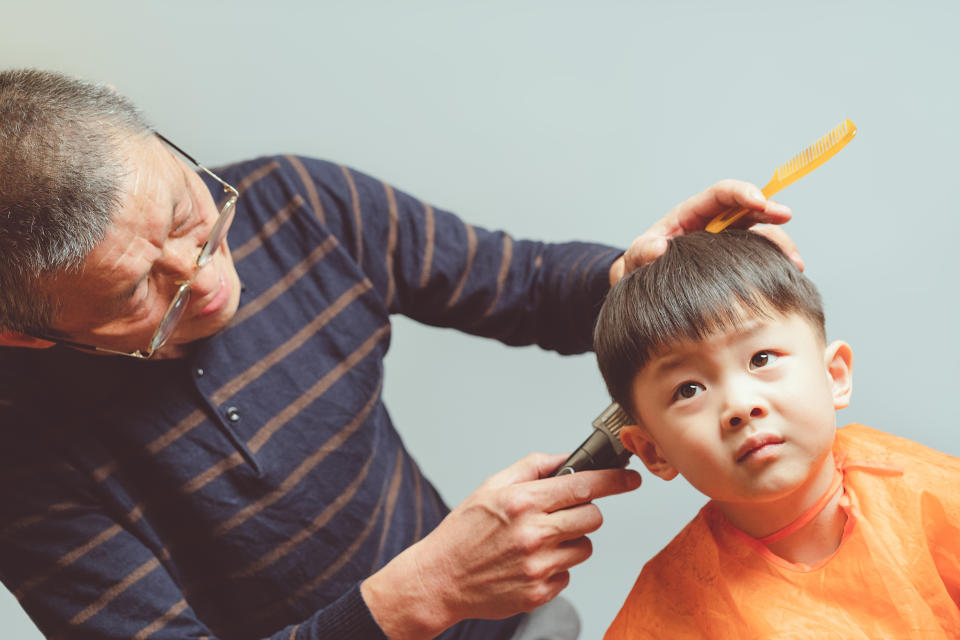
298, 158, 621, 355
0, 419, 387, 640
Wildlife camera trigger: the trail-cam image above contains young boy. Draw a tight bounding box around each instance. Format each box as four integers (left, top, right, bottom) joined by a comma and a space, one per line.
594, 229, 960, 638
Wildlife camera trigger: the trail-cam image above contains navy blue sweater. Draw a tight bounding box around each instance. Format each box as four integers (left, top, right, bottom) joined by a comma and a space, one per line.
0, 156, 620, 639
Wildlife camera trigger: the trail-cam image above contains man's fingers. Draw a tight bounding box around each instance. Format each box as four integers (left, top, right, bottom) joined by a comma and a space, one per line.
523, 468, 642, 514
538, 536, 594, 575
483, 452, 570, 490
621, 235, 668, 274
726, 200, 793, 229
544, 502, 605, 541
752, 224, 804, 271
672, 179, 768, 229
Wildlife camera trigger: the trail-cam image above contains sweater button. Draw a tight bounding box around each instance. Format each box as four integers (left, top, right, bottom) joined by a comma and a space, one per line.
195, 368, 205, 377
226, 407, 241, 423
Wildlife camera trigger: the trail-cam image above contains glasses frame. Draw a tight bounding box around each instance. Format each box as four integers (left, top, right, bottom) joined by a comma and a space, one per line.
37, 132, 240, 359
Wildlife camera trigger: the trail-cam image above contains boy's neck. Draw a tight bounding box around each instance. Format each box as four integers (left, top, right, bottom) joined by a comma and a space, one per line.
764, 485, 847, 564
719, 453, 847, 564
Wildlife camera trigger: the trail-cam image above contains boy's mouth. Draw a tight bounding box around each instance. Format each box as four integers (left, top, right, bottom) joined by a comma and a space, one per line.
736, 433, 785, 462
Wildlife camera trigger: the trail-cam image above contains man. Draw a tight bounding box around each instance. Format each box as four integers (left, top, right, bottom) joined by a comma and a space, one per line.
0, 69, 795, 639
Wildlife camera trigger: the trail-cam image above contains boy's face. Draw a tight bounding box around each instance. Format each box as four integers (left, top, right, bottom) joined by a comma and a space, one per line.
621, 311, 852, 511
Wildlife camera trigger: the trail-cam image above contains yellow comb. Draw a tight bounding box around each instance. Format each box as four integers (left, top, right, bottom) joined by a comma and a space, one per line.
706, 118, 857, 233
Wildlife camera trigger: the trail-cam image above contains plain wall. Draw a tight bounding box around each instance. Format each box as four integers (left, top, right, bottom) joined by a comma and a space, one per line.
2, 1, 958, 637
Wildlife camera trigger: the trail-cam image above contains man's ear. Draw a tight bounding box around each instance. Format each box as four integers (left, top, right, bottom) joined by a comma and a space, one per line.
824, 340, 853, 410
0, 333, 56, 349
620, 424, 678, 481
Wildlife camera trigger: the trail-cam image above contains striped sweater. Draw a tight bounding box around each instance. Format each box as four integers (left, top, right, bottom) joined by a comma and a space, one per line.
0, 156, 620, 639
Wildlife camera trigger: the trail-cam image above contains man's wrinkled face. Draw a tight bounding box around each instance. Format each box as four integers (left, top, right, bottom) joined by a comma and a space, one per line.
45, 136, 242, 358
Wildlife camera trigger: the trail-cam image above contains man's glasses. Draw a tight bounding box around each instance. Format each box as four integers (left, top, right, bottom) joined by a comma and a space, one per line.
37, 133, 239, 359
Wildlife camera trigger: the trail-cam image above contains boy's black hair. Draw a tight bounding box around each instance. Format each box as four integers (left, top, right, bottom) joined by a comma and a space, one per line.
594, 229, 824, 419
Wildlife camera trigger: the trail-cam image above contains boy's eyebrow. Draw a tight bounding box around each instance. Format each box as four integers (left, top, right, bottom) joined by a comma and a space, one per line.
647, 353, 696, 378
646, 319, 772, 377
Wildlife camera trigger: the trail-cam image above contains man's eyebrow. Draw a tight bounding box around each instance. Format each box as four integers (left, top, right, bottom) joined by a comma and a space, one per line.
116, 273, 149, 301
116, 179, 184, 303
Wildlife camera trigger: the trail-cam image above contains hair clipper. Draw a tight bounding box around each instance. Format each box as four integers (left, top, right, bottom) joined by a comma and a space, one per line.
551, 403, 633, 476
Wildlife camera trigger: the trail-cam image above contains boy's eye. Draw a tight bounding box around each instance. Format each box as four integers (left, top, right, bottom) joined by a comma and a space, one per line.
673, 382, 704, 401
750, 351, 778, 369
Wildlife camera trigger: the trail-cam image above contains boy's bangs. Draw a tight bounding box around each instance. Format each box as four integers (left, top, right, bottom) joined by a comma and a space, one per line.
594, 229, 825, 417
640, 282, 774, 361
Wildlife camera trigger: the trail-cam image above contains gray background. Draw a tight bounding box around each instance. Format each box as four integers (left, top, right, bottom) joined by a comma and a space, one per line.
2, 1, 958, 637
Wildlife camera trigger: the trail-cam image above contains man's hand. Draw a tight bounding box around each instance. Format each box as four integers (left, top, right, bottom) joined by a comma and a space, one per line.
609, 179, 801, 285
360, 453, 642, 639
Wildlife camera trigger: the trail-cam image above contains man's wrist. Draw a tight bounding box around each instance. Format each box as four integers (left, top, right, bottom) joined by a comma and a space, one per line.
360, 545, 455, 640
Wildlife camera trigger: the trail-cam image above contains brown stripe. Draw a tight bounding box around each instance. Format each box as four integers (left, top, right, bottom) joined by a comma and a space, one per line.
249, 450, 400, 625
132, 598, 188, 640
235, 161, 280, 197
381, 182, 399, 310
419, 202, 435, 288
247, 325, 389, 454
145, 411, 207, 460
370, 450, 405, 570
481, 234, 513, 319
91, 236, 346, 485
19, 503, 147, 601
287, 624, 300, 640
227, 234, 340, 329
277, 450, 402, 612
211, 280, 371, 407
94, 410, 201, 482
0, 501, 82, 539
92, 460, 119, 483
180, 451, 243, 496
69, 557, 160, 626
211, 381, 381, 536
339, 165, 363, 264
445, 224, 477, 309
181, 323, 389, 494
285, 156, 325, 225
14, 524, 123, 599
231, 195, 304, 263
106, 272, 367, 490
229, 447, 377, 580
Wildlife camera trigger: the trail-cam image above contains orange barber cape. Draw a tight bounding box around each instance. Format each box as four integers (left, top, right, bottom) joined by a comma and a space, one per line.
605, 424, 960, 639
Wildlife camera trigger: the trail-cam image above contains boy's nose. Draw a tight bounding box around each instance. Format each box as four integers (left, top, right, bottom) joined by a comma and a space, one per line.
721, 389, 769, 429
724, 405, 768, 429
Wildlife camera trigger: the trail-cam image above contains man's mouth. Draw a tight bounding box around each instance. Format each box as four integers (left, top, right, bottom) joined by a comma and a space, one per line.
197, 272, 228, 317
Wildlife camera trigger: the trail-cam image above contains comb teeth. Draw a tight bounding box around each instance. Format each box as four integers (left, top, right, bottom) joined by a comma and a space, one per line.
775, 119, 854, 183
592, 403, 631, 436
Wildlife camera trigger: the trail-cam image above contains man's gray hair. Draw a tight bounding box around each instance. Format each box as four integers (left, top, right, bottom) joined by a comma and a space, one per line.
0, 69, 151, 333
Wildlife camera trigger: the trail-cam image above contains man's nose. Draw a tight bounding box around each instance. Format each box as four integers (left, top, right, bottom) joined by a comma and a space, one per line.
158, 243, 200, 283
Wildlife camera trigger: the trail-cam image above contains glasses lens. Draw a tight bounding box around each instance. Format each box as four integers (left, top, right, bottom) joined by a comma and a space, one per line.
150, 285, 192, 353
198, 196, 237, 268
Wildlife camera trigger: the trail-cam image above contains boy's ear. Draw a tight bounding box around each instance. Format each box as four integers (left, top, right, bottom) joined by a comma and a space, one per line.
824, 340, 853, 410
620, 424, 678, 481
0, 333, 55, 349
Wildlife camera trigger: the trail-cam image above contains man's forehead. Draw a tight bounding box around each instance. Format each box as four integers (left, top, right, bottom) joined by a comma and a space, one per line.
46, 139, 181, 292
